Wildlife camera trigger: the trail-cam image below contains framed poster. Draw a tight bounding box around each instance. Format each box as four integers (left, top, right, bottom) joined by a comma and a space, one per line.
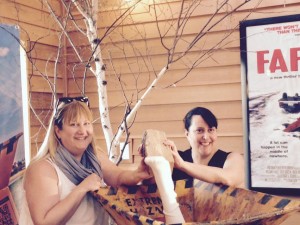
240, 15, 300, 195
0, 24, 29, 221
0, 24, 29, 182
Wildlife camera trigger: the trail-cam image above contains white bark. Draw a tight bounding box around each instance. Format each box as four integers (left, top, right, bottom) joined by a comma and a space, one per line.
71, 0, 114, 154
40, 0, 259, 162
113, 66, 168, 162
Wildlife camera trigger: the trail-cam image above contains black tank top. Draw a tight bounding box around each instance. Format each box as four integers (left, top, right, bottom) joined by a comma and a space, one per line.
172, 149, 230, 181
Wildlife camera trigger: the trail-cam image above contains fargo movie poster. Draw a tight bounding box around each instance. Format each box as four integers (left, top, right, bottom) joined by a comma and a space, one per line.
240, 15, 300, 192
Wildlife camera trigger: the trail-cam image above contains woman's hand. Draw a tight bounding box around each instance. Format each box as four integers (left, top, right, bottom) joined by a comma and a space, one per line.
78, 173, 104, 192
135, 158, 153, 180
164, 139, 185, 169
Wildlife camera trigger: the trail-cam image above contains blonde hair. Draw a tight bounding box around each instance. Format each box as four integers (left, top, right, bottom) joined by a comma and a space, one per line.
30, 101, 97, 165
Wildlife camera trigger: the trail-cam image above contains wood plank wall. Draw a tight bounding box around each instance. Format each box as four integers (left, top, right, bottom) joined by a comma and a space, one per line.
1, 0, 300, 224
1, 0, 299, 161
1, 0, 65, 156
65, 0, 300, 167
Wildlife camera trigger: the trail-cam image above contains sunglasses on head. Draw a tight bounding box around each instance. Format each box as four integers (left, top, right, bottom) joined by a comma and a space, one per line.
54, 96, 90, 124
55, 96, 90, 110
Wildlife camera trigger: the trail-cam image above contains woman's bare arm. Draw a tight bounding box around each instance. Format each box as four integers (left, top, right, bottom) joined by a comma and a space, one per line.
98, 151, 151, 187
24, 159, 102, 225
177, 152, 245, 188
167, 140, 245, 188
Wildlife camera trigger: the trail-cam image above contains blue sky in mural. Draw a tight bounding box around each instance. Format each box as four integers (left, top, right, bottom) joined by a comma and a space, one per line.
0, 24, 24, 164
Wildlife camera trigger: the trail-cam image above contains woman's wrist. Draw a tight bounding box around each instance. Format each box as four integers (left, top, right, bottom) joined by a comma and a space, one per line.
178, 160, 187, 171
133, 168, 144, 183
74, 183, 90, 195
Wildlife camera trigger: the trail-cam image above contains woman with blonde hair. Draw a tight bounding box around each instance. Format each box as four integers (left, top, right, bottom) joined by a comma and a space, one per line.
20, 96, 151, 225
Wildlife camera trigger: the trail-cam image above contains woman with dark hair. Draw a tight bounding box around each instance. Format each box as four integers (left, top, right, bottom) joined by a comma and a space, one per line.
167, 107, 245, 188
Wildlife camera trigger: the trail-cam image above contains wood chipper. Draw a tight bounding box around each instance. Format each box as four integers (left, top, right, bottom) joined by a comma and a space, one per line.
93, 129, 300, 225
93, 178, 300, 225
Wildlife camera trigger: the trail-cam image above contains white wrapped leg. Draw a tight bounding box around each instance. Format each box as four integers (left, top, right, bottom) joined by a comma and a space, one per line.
144, 156, 185, 225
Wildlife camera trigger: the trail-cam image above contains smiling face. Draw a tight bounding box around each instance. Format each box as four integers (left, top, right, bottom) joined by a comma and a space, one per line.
54, 101, 94, 160
185, 115, 217, 159
55, 117, 93, 160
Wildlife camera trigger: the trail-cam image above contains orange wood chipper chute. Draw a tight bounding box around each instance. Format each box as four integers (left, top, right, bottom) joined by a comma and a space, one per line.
93, 129, 300, 225
93, 178, 300, 225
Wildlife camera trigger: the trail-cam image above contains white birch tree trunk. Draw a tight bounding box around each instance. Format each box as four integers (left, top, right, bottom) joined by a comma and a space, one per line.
40, 0, 258, 162
72, 0, 115, 157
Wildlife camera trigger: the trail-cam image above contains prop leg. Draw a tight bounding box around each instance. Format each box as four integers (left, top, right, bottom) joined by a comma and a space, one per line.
145, 156, 185, 225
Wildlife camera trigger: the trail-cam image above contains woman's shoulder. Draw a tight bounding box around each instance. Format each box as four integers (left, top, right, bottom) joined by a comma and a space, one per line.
25, 158, 56, 179
224, 151, 245, 167
23, 158, 58, 193
217, 149, 243, 158
226, 151, 244, 159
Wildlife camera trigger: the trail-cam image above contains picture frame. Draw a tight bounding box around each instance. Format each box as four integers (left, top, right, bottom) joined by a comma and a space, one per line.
240, 14, 300, 195
0, 24, 29, 183
0, 23, 29, 223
